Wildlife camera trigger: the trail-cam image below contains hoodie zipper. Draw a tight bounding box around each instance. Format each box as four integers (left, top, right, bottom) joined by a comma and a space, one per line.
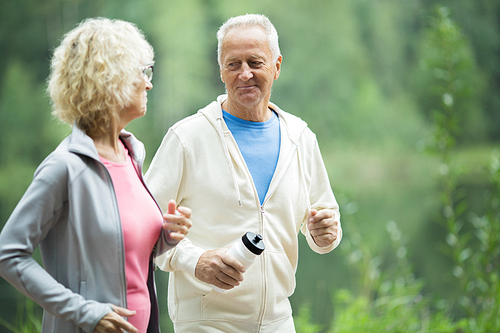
208, 101, 305, 330
255, 143, 298, 331
256, 205, 267, 332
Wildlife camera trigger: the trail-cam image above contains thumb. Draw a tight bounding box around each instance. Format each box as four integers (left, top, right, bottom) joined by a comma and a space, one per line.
167, 199, 177, 215
112, 305, 136, 318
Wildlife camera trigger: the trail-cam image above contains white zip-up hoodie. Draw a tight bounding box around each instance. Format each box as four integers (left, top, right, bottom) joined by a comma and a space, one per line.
145, 95, 342, 332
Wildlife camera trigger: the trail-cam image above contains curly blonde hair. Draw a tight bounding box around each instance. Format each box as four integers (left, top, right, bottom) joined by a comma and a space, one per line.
48, 18, 154, 137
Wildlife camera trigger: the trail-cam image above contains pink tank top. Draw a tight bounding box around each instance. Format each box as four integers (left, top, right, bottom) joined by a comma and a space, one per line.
100, 142, 162, 333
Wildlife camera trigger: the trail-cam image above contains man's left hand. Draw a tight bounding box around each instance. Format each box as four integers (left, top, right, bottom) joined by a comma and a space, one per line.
307, 209, 339, 247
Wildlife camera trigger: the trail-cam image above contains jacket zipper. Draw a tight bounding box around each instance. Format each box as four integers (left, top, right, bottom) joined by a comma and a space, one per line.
99, 161, 128, 309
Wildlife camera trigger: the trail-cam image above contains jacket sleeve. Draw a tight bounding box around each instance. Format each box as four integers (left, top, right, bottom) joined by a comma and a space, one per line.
0, 158, 112, 333
153, 228, 179, 257
145, 128, 205, 277
299, 131, 342, 254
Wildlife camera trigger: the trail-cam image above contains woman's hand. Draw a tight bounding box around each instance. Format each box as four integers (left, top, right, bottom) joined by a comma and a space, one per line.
163, 199, 192, 242
93, 305, 137, 333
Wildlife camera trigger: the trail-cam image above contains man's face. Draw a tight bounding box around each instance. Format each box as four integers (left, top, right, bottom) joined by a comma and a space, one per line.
220, 26, 282, 110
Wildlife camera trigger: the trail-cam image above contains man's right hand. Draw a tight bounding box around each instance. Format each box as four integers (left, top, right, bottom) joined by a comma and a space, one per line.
195, 248, 246, 290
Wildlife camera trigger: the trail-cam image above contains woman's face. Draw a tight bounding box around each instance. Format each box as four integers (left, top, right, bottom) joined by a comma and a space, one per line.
121, 71, 153, 124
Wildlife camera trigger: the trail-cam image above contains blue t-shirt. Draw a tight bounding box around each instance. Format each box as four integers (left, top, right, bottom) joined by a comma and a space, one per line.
223, 110, 281, 205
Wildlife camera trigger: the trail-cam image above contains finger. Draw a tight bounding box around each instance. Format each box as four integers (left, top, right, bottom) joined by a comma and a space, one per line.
309, 225, 340, 242
167, 199, 177, 215
115, 317, 138, 333
195, 249, 242, 287
168, 232, 186, 242
219, 263, 245, 282
309, 209, 333, 223
209, 251, 244, 277
309, 227, 333, 238
177, 205, 192, 218
163, 220, 189, 231
162, 201, 192, 237
214, 275, 239, 289
310, 223, 338, 237
176, 215, 193, 229
111, 305, 136, 318
163, 219, 191, 236
210, 247, 245, 290
221, 253, 246, 274
308, 218, 336, 231
163, 210, 192, 227
309, 221, 338, 235
213, 281, 235, 290
215, 269, 243, 286
105, 307, 138, 333
214, 265, 244, 287
307, 209, 317, 221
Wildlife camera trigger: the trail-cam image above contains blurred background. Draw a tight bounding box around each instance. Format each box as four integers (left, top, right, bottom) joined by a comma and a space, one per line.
0, 0, 499, 332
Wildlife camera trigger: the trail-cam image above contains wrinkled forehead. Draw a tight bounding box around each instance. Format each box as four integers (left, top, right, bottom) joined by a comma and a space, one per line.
223, 25, 267, 43
220, 26, 271, 59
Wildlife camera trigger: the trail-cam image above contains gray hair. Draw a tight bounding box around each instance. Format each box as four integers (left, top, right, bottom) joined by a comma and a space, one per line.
217, 14, 281, 65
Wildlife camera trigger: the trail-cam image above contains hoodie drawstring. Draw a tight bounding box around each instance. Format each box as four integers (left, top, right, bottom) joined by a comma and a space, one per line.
217, 116, 243, 207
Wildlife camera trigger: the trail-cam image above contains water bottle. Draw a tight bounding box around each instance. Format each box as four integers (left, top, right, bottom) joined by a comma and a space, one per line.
211, 232, 265, 292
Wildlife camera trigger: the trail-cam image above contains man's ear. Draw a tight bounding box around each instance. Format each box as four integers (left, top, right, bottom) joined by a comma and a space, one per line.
220, 67, 225, 83
274, 55, 283, 80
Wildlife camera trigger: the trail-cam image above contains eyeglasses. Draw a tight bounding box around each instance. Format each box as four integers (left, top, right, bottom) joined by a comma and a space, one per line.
140, 65, 154, 82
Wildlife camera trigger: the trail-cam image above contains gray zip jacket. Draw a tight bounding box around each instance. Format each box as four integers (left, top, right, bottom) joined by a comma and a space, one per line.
0, 124, 176, 333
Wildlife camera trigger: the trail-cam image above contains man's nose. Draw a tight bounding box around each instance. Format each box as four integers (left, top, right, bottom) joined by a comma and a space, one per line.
239, 63, 253, 81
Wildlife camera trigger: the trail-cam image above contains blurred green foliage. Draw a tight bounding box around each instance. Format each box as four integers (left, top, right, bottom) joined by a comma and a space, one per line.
0, 0, 499, 332
0, 299, 42, 333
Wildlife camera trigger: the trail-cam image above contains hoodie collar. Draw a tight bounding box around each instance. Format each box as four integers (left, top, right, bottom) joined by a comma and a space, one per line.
198, 95, 309, 207
200, 94, 308, 145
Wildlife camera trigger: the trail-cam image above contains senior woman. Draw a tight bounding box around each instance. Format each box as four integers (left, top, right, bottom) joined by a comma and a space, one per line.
0, 18, 191, 333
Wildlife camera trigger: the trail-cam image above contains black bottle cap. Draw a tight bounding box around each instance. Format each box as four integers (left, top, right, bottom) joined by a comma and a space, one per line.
241, 232, 265, 255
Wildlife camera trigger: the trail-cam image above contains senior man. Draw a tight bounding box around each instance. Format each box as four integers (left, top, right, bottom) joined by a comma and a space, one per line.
146, 13, 342, 332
